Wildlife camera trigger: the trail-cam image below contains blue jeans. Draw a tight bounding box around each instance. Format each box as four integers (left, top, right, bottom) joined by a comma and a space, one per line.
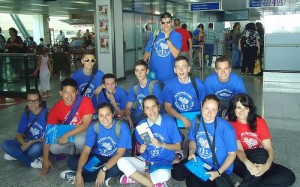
204, 44, 214, 66
67, 153, 122, 182
231, 44, 241, 68
1, 139, 43, 167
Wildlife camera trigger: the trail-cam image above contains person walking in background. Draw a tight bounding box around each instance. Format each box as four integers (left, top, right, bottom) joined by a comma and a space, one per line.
239, 22, 260, 75
204, 23, 216, 68
143, 12, 182, 84
33, 46, 51, 98
231, 22, 242, 69
228, 93, 296, 187
197, 24, 205, 68
56, 30, 65, 45
142, 24, 151, 54
174, 19, 192, 67
256, 22, 265, 59
39, 38, 48, 48
0, 26, 6, 53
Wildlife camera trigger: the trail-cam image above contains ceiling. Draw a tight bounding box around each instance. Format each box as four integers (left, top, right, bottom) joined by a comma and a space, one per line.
0, 0, 300, 22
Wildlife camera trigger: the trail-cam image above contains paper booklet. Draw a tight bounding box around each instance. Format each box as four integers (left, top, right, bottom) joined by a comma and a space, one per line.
184, 156, 212, 181
45, 124, 75, 144
136, 122, 154, 145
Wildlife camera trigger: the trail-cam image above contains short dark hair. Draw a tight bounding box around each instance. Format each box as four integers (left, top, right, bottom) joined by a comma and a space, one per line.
202, 94, 220, 110
102, 73, 117, 84
60, 78, 78, 91
27, 89, 42, 102
97, 102, 114, 114
175, 56, 189, 65
142, 95, 160, 112
215, 56, 231, 68
174, 18, 180, 26
134, 60, 148, 70
198, 24, 204, 30
161, 12, 172, 20
40, 38, 44, 41
181, 24, 187, 29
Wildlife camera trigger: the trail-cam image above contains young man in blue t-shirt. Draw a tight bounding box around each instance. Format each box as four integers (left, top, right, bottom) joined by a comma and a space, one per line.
163, 56, 205, 129
143, 12, 182, 84
124, 60, 163, 128
96, 73, 128, 117
72, 52, 105, 109
204, 56, 246, 117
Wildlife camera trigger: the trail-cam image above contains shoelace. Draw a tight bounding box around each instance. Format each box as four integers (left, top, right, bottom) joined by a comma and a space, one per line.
66, 176, 75, 185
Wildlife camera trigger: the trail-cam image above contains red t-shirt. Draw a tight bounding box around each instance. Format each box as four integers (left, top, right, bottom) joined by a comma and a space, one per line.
47, 96, 94, 126
230, 117, 271, 151
175, 28, 191, 52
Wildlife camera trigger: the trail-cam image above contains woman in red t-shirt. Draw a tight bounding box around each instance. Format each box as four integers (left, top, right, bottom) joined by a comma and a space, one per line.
228, 93, 295, 187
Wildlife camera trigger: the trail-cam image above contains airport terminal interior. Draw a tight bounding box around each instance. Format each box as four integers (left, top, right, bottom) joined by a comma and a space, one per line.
0, 0, 299, 186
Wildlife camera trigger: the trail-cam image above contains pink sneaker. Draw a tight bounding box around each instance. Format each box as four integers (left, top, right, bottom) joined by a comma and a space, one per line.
154, 182, 168, 187
119, 174, 136, 184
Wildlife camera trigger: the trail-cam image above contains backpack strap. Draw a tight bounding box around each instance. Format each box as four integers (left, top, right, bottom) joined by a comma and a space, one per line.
148, 80, 158, 95
194, 114, 201, 140
190, 77, 199, 100
94, 119, 122, 139
132, 82, 139, 110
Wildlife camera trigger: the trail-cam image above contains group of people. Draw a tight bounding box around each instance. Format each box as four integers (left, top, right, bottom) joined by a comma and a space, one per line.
230, 21, 264, 75
1, 12, 296, 187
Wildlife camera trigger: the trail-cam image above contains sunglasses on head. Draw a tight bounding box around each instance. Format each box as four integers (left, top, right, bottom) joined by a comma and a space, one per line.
84, 59, 96, 63
161, 20, 172, 25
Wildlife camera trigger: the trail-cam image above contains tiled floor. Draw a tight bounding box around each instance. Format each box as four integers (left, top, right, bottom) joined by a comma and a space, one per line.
0, 66, 298, 187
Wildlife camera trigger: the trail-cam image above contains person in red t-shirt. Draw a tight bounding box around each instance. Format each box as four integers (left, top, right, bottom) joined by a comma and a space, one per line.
174, 19, 192, 67
228, 93, 295, 187
42, 78, 94, 176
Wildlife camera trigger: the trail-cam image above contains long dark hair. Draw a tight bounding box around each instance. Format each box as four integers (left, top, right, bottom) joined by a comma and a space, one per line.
228, 93, 258, 132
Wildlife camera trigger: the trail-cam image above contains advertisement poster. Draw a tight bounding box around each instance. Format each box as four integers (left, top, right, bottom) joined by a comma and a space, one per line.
98, 5, 108, 19
100, 36, 110, 53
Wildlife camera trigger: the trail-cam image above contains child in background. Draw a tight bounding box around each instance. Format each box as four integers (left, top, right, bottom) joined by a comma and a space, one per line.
33, 45, 51, 98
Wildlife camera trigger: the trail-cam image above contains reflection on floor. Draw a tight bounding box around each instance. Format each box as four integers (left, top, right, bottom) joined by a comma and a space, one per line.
0, 64, 299, 187
0, 96, 25, 109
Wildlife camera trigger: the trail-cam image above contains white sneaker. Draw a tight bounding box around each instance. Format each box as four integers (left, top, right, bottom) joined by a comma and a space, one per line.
105, 177, 118, 187
30, 159, 42, 169
60, 170, 76, 184
4, 153, 17, 161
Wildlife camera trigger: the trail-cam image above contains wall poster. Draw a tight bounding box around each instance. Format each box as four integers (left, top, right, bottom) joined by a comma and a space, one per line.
98, 5, 110, 53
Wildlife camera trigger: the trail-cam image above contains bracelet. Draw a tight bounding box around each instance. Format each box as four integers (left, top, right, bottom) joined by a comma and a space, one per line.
217, 170, 221, 176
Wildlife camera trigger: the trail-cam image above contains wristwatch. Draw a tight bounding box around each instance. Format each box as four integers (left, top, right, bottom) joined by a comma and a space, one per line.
102, 166, 108, 172
165, 37, 170, 41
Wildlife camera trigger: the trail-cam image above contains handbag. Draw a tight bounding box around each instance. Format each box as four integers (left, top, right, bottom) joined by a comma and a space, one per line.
253, 58, 262, 76
202, 118, 234, 187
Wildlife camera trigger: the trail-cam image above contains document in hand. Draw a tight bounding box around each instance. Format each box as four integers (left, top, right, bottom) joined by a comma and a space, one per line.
45, 124, 75, 144
136, 122, 154, 145
184, 156, 212, 181
83, 156, 104, 172
177, 112, 199, 128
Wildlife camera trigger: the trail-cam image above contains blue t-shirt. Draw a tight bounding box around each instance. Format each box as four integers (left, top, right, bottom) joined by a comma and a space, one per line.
135, 114, 182, 163
128, 79, 163, 114
97, 87, 128, 110
163, 77, 205, 113
145, 30, 182, 82
188, 116, 237, 174
17, 108, 47, 141
204, 72, 246, 110
192, 29, 200, 45
72, 69, 105, 109
85, 119, 132, 157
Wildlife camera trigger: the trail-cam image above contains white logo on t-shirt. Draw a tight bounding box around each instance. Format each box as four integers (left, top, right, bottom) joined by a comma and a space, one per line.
174, 92, 194, 111
154, 38, 170, 58
97, 137, 117, 157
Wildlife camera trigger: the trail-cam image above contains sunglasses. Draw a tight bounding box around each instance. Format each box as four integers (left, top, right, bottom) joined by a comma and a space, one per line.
84, 59, 96, 63
161, 20, 172, 25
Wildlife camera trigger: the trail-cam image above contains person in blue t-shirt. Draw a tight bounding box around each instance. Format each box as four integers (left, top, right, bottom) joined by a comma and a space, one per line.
1, 89, 47, 169
72, 52, 105, 109
143, 12, 182, 84
172, 94, 237, 187
204, 56, 246, 118
96, 73, 128, 117
125, 60, 163, 128
163, 56, 205, 129
61, 103, 132, 187
118, 95, 182, 186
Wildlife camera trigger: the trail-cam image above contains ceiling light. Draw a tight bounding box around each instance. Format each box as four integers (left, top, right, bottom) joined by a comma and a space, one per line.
63, 7, 78, 10
70, 1, 91, 5
32, 3, 50, 6
0, 6, 10, 8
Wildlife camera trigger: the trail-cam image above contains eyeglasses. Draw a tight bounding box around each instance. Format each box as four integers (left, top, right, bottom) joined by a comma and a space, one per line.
161, 20, 172, 25
84, 59, 96, 63
27, 99, 40, 104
